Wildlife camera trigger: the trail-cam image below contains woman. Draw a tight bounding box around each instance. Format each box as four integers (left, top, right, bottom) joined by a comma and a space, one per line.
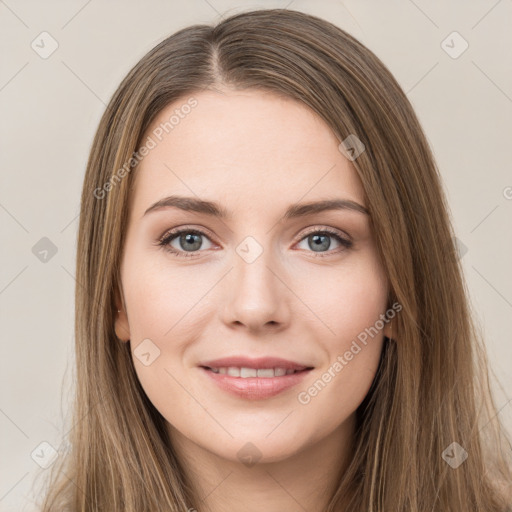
38, 8, 512, 511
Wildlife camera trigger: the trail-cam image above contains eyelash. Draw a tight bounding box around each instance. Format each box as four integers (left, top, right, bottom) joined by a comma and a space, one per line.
157, 226, 353, 259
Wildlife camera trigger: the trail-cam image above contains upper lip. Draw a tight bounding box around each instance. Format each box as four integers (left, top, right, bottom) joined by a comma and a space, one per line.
199, 356, 314, 371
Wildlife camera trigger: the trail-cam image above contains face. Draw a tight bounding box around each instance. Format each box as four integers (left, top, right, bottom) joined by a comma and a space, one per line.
115, 88, 391, 464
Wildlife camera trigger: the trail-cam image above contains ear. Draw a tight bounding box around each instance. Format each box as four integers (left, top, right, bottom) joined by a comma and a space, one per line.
383, 319, 393, 340
113, 282, 130, 342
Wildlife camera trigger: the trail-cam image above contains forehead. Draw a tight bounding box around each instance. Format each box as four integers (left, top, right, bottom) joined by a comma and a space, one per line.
131, 89, 366, 218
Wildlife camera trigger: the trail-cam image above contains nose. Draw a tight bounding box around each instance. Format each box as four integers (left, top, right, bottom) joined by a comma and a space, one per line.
220, 246, 291, 335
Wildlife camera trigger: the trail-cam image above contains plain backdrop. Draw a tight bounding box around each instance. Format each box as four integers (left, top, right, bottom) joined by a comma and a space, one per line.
1, 0, 511, 510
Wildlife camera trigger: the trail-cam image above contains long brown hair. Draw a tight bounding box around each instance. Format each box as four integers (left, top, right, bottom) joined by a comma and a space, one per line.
36, 8, 512, 511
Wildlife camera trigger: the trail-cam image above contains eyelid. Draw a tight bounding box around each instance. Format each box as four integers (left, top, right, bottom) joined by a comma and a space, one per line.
295, 225, 351, 243
158, 224, 218, 244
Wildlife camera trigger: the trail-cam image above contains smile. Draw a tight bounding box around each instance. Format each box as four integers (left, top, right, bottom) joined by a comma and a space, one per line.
203, 366, 305, 378
199, 366, 313, 400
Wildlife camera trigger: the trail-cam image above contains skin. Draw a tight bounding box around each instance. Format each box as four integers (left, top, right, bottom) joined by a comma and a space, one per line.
114, 88, 392, 511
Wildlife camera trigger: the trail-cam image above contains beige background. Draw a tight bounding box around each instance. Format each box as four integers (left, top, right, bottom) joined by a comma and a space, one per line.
1, 0, 511, 509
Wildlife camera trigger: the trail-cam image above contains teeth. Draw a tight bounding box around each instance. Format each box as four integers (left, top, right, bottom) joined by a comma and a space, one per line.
256, 368, 274, 378
227, 367, 240, 377
208, 366, 303, 378
241, 367, 257, 378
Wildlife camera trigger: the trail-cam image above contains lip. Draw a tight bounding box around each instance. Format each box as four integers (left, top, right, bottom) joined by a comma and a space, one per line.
200, 367, 313, 400
199, 356, 312, 371
198, 356, 314, 400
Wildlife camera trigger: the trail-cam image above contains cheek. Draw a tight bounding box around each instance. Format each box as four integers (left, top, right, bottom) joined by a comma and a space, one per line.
121, 254, 218, 407
331, 274, 387, 343
121, 257, 205, 422
293, 255, 388, 409
122, 253, 210, 342
295, 250, 388, 342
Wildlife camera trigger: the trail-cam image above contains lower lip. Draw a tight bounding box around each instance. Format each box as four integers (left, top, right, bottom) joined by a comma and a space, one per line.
200, 367, 313, 400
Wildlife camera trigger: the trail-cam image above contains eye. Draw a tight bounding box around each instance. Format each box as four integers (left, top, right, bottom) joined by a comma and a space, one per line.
294, 227, 352, 257
158, 227, 216, 258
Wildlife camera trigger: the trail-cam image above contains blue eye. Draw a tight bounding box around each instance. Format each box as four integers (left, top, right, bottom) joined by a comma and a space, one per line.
158, 227, 352, 258
295, 229, 352, 256
158, 229, 214, 258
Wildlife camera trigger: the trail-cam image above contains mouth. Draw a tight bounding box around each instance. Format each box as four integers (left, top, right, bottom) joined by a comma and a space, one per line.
198, 356, 314, 374
200, 366, 313, 377
197, 357, 314, 400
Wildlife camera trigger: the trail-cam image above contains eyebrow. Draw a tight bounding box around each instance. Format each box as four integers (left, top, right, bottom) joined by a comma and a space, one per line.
143, 195, 369, 220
